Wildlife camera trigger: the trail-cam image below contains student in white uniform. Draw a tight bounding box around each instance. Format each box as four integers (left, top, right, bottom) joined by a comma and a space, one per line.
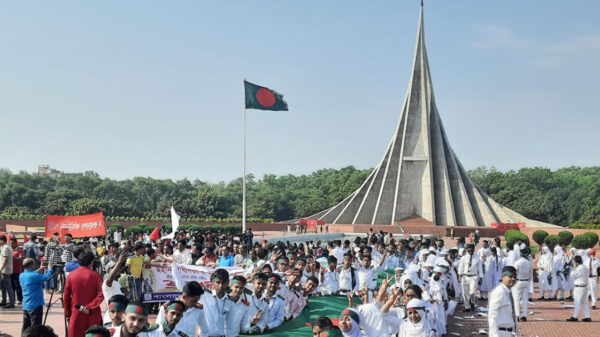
155, 281, 207, 337
109, 302, 150, 337
458, 244, 483, 312
537, 246, 554, 300
488, 266, 521, 337
584, 248, 600, 309
147, 300, 188, 337
246, 273, 269, 334
319, 256, 340, 295
103, 295, 128, 329
339, 254, 359, 295
263, 273, 285, 332
567, 255, 592, 322
512, 248, 533, 322
200, 269, 230, 337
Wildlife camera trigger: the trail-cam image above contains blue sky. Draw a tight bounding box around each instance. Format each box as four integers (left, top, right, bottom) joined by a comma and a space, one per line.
1, 1, 599, 182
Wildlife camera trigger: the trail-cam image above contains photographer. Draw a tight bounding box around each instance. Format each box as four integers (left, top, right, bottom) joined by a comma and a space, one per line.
19, 258, 53, 332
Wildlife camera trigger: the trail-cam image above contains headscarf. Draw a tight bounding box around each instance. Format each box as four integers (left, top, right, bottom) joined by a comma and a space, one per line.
399, 299, 433, 337
340, 308, 363, 337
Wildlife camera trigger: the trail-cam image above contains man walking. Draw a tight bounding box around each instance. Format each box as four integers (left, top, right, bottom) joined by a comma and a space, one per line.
0, 235, 15, 308
512, 248, 533, 321
488, 266, 521, 337
567, 255, 592, 322
458, 243, 483, 311
20, 258, 54, 332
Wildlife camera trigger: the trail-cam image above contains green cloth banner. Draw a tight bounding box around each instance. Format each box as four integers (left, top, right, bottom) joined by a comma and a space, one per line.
250, 270, 395, 337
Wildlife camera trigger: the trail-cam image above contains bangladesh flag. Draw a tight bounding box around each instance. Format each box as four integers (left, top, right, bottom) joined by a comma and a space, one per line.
244, 80, 288, 111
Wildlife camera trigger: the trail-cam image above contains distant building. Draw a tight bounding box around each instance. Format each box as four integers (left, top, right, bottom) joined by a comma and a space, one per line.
37, 165, 63, 178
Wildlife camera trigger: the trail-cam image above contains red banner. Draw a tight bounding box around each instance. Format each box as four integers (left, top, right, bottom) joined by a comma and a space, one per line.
45, 212, 106, 239
491, 222, 525, 234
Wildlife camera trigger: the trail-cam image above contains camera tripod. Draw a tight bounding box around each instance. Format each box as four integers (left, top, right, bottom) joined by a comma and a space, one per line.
43, 264, 68, 337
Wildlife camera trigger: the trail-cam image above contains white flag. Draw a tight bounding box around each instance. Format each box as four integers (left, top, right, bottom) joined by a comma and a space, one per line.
171, 206, 181, 232
160, 206, 181, 241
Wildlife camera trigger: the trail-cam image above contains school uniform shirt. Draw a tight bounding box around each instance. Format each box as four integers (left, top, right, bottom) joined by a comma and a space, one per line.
225, 296, 251, 337
488, 283, 520, 337
200, 290, 230, 337
358, 266, 381, 290
357, 302, 388, 337
247, 293, 269, 332
281, 285, 308, 320
156, 302, 208, 337
339, 267, 359, 292
320, 270, 340, 294
265, 294, 285, 330
457, 254, 483, 278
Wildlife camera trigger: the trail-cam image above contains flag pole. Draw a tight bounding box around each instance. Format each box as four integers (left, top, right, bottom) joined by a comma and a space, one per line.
242, 97, 247, 233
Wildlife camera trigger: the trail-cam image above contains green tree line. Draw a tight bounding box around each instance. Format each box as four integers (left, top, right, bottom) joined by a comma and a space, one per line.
1, 166, 599, 226
0, 166, 370, 222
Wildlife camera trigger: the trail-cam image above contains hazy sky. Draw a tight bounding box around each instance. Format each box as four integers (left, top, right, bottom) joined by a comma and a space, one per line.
1, 1, 599, 183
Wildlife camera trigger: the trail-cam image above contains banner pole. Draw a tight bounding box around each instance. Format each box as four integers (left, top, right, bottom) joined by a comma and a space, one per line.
243, 106, 247, 233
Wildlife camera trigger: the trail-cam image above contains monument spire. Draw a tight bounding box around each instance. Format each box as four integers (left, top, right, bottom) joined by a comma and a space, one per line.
302, 5, 551, 227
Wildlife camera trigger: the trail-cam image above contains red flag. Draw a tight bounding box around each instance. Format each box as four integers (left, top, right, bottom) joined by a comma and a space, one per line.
468, 232, 473, 243
149, 224, 160, 242
24, 234, 29, 243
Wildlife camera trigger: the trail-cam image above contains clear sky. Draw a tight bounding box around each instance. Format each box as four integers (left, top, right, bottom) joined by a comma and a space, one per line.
1, 1, 599, 183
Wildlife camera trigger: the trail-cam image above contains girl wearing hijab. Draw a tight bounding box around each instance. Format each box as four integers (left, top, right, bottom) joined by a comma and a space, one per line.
553, 245, 567, 301
538, 246, 554, 300
339, 308, 365, 337
428, 267, 447, 335
398, 299, 437, 337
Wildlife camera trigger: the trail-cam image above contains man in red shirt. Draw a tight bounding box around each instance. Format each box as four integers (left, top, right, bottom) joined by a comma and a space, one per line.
64, 251, 104, 337
10, 238, 23, 305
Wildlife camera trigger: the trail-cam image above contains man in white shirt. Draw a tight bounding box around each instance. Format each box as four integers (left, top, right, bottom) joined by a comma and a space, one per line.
103, 253, 127, 324
246, 273, 269, 333
173, 240, 192, 265
226, 275, 251, 337
263, 274, 285, 332
585, 248, 600, 309
567, 255, 592, 322
147, 300, 187, 337
512, 248, 533, 321
156, 281, 207, 337
330, 241, 345, 267
488, 266, 521, 337
200, 269, 230, 337
319, 256, 340, 295
357, 254, 386, 301
458, 243, 483, 311
338, 254, 359, 295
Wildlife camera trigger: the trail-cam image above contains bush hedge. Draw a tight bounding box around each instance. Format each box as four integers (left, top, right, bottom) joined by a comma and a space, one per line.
505, 229, 529, 248
532, 230, 549, 246
572, 234, 588, 249
585, 232, 599, 248
557, 231, 574, 246
543, 235, 560, 250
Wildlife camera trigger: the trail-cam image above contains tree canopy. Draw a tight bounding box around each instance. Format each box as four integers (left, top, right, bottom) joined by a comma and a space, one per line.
1, 165, 599, 226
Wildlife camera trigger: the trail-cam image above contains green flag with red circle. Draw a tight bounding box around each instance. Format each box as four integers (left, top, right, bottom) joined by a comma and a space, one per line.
244, 80, 288, 111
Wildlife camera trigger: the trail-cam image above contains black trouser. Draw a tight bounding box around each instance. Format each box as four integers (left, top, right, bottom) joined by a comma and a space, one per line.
11, 273, 22, 302
22, 305, 43, 332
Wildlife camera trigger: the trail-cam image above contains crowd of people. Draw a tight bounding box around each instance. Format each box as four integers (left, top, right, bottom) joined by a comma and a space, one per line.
0, 227, 599, 337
